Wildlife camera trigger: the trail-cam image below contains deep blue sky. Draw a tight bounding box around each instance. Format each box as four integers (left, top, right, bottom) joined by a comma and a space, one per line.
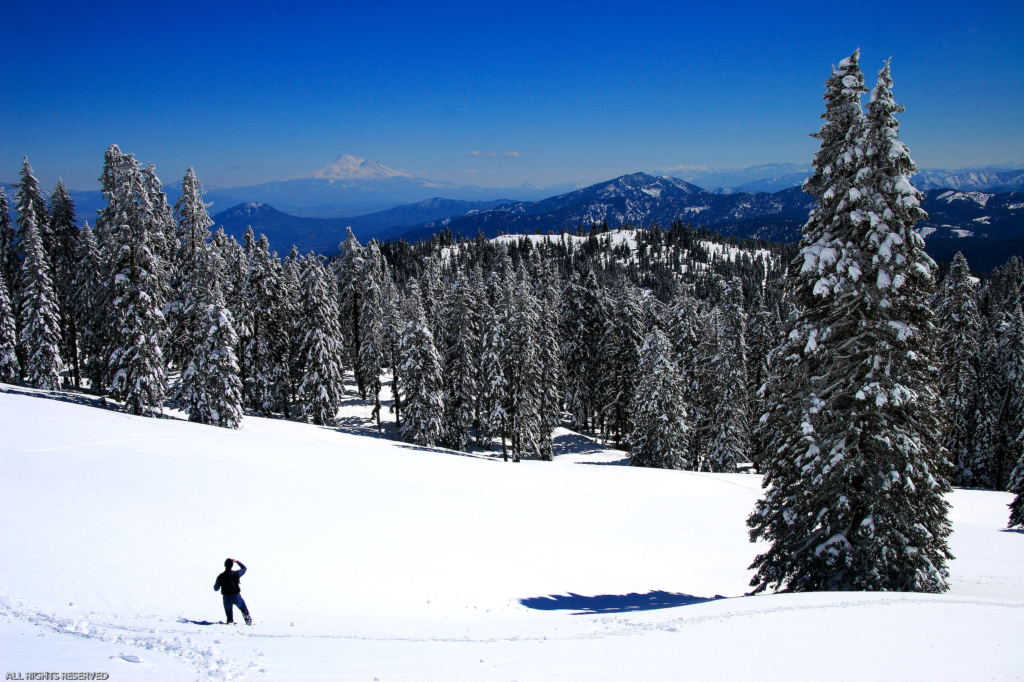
2, 0, 1021, 191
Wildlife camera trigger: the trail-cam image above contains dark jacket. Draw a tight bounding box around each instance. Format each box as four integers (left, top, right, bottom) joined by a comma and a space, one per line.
214, 562, 247, 596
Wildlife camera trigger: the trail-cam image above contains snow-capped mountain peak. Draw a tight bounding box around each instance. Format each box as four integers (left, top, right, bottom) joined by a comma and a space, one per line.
303, 155, 411, 181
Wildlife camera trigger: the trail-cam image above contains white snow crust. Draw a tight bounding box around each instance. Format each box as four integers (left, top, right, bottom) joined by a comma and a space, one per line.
1, 387, 1022, 681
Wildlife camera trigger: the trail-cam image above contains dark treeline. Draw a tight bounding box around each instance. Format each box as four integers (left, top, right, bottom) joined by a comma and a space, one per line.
1, 51, 1022, 595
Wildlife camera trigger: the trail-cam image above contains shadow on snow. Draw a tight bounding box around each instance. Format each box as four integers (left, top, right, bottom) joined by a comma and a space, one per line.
520, 590, 726, 614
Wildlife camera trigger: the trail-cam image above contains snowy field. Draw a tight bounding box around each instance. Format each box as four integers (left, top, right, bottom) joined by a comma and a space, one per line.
1, 386, 1022, 681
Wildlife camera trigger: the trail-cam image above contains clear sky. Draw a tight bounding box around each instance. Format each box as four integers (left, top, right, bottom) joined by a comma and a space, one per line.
2, 0, 1021, 191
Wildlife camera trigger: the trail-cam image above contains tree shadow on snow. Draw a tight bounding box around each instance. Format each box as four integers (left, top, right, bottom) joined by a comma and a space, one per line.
1000, 528, 1024, 535
0, 384, 181, 419
520, 590, 726, 614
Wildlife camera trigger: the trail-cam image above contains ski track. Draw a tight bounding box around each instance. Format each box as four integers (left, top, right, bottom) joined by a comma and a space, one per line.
5, 593, 1022, 680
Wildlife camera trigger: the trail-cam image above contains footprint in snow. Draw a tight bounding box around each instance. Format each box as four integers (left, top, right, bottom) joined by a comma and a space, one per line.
120, 654, 142, 663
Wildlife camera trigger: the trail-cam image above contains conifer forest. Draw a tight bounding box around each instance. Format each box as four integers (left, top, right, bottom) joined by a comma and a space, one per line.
2, 50, 1023, 602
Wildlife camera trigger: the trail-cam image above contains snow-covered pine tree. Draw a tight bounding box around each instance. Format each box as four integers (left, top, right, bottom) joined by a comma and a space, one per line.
221, 231, 252, 395
702, 278, 750, 472
398, 281, 444, 446
166, 167, 215, 370
748, 55, 952, 593
174, 168, 213, 258
358, 241, 387, 427
71, 223, 105, 392
17, 211, 62, 391
561, 270, 601, 431
140, 164, 175, 297
104, 148, 168, 416
667, 291, 702, 466
177, 243, 244, 428
381, 263, 404, 427
747, 288, 781, 470
281, 245, 304, 417
0, 276, 19, 383
629, 328, 690, 468
535, 260, 562, 460
602, 280, 645, 447
503, 264, 541, 461
422, 257, 447, 345
0, 188, 16, 298
934, 252, 981, 482
14, 157, 52, 263
693, 303, 721, 465
335, 227, 364, 391
967, 326, 1006, 488
969, 259, 1024, 490
48, 180, 81, 386
441, 270, 479, 450
994, 304, 1024, 490
297, 253, 346, 425
245, 235, 289, 416
472, 264, 499, 448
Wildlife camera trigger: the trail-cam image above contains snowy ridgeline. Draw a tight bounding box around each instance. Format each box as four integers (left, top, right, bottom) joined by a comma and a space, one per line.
1, 389, 1022, 681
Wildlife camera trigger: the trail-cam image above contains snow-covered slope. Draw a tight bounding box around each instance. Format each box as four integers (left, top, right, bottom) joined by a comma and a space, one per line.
1, 388, 1021, 681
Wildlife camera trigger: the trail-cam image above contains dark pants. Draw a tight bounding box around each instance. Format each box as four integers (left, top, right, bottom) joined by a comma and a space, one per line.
223, 594, 249, 623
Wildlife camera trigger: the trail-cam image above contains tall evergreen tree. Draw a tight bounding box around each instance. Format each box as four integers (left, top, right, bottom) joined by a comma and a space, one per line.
382, 266, 405, 427
473, 265, 500, 448
166, 168, 214, 370
602, 281, 645, 447
297, 254, 346, 425
17, 212, 62, 390
358, 241, 388, 426
749, 55, 952, 593
0, 276, 19, 383
561, 270, 601, 430
441, 270, 480, 450
747, 288, 781, 470
335, 227, 364, 391
104, 147, 168, 416
629, 329, 690, 468
398, 281, 444, 446
176, 244, 244, 429
667, 292, 702, 466
0, 188, 16, 298
702, 278, 750, 472
535, 261, 563, 460
245, 235, 289, 416
48, 180, 81, 386
71, 223, 105, 392
502, 266, 541, 461
281, 245, 304, 417
14, 157, 51, 262
934, 252, 981, 482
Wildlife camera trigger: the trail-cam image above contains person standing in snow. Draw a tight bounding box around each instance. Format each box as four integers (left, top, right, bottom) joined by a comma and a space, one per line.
214, 558, 252, 625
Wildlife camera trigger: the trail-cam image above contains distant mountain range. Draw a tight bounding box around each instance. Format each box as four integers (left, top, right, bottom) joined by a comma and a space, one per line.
194, 155, 578, 218
4, 157, 1023, 269
210, 198, 513, 254
658, 163, 814, 194
661, 162, 1024, 195
384, 173, 1022, 271
392, 173, 815, 244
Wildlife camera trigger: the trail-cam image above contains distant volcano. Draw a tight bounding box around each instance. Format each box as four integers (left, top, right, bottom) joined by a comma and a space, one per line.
302, 155, 412, 181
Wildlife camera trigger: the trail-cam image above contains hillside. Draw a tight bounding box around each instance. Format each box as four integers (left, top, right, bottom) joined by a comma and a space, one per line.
2, 386, 1021, 681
